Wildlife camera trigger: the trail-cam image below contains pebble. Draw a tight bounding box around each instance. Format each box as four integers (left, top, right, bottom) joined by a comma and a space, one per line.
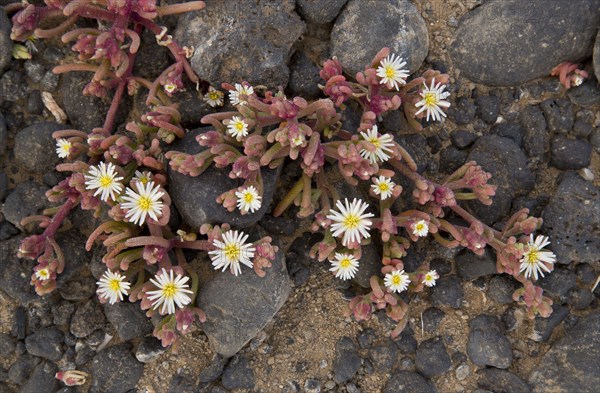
455, 248, 497, 281
21, 361, 59, 393
533, 304, 569, 342
2, 181, 51, 231
25, 326, 64, 362
332, 337, 361, 384
296, 0, 348, 24
451, 130, 478, 149
540, 98, 573, 134
550, 135, 592, 170
103, 302, 153, 341
431, 275, 464, 309
487, 275, 519, 305
520, 105, 548, 159
477, 368, 530, 393
475, 95, 500, 124
90, 343, 143, 393
222, 354, 255, 390
70, 299, 107, 338
368, 341, 398, 372
383, 370, 435, 393
198, 354, 228, 383
415, 336, 451, 378
455, 364, 470, 381
421, 307, 445, 334
467, 314, 513, 368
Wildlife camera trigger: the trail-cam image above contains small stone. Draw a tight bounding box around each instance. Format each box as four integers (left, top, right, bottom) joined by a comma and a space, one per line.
477, 368, 530, 393
222, 354, 255, 390
451, 130, 478, 149
550, 136, 592, 170
422, 307, 445, 334
135, 336, 166, 364
455, 248, 497, 281
0, 237, 38, 306
167, 374, 197, 393
533, 304, 569, 342
357, 328, 375, 349
456, 364, 470, 381
430, 258, 452, 276
0, 8, 12, 73
333, 337, 361, 384
24, 62, 45, 84
8, 354, 40, 385
520, 106, 548, 159
70, 299, 106, 338
569, 288, 594, 310
394, 329, 417, 354
40, 71, 59, 92
90, 343, 143, 393
539, 268, 576, 298
448, 97, 476, 125
2, 181, 51, 230
0, 220, 19, 241
26, 91, 44, 115
296, 0, 347, 23
540, 98, 574, 134
431, 275, 464, 309
492, 122, 524, 147
567, 79, 600, 107
0, 70, 27, 102
467, 315, 513, 368
415, 337, 451, 378
0, 332, 16, 354
287, 51, 323, 100
0, 114, 6, 156
439, 146, 468, 174
304, 379, 322, 393
383, 371, 435, 393
21, 361, 59, 393
368, 341, 398, 372
25, 326, 64, 362
103, 302, 152, 341
198, 354, 227, 383
576, 263, 596, 284
475, 95, 500, 124
487, 276, 519, 305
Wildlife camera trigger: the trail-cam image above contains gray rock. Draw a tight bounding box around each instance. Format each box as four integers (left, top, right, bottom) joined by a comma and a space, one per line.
529, 312, 600, 392
24, 62, 45, 83
25, 326, 64, 362
487, 275, 518, 305
568, 78, 600, 107
21, 361, 59, 393
569, 288, 594, 310
333, 337, 361, 384
422, 307, 445, 334
304, 379, 322, 393
0, 236, 38, 305
8, 354, 40, 385
492, 122, 524, 147
331, 0, 428, 77
167, 375, 196, 393
439, 146, 468, 174
353, 241, 382, 289
540, 98, 573, 134
431, 275, 463, 309
198, 354, 228, 383
2, 181, 51, 230
542, 172, 599, 265
455, 248, 497, 281
383, 371, 435, 393
296, 0, 348, 24
90, 343, 143, 393
222, 354, 255, 390
394, 329, 417, 354
533, 304, 569, 342
70, 299, 106, 338
0, 70, 27, 102
52, 300, 75, 327
451, 130, 478, 149
595, 30, 600, 80
539, 268, 576, 298
467, 314, 512, 369
520, 106, 548, 159
135, 336, 166, 363
550, 136, 592, 170
477, 368, 530, 393
415, 336, 451, 377
175, 0, 304, 89
0, 332, 16, 354
198, 248, 290, 357
104, 301, 153, 341
467, 135, 534, 224
475, 95, 500, 124
287, 51, 323, 100
55, 230, 91, 286
168, 128, 281, 230
0, 114, 6, 156
450, 1, 600, 86
368, 341, 398, 372
0, 7, 12, 73
448, 97, 476, 125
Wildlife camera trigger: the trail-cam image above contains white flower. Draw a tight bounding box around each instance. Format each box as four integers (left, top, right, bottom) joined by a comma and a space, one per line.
235, 186, 262, 213
414, 78, 451, 122
204, 86, 224, 107
227, 116, 249, 140
422, 270, 439, 287
371, 176, 395, 200
132, 170, 153, 186
571, 74, 584, 87
147, 268, 194, 315
35, 268, 51, 281
208, 230, 256, 276
326, 198, 374, 246
96, 270, 130, 305
330, 253, 359, 280
519, 234, 557, 281
412, 219, 429, 237
384, 270, 411, 293
164, 83, 177, 94
359, 125, 395, 164
56, 138, 72, 158
376, 53, 410, 90
85, 162, 124, 202
120, 181, 164, 226
229, 83, 254, 106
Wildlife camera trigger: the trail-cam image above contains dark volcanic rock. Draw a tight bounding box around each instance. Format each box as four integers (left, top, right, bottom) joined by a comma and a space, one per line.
222, 354, 255, 390
199, 354, 228, 383
529, 312, 600, 392
488, 275, 519, 305
431, 275, 463, 309
25, 326, 64, 362
451, 130, 478, 149
595, 30, 600, 80
467, 135, 534, 224
296, 0, 348, 23
550, 136, 592, 170
135, 336, 166, 364
540, 98, 573, 134
455, 248, 497, 281
90, 343, 143, 393
450, 1, 600, 86
198, 249, 290, 357
103, 301, 153, 341
477, 368, 530, 393
542, 172, 599, 265
422, 307, 445, 334
439, 146, 468, 174
369, 341, 398, 372
467, 314, 512, 369
70, 299, 106, 338
21, 361, 59, 393
168, 128, 281, 229
492, 122, 524, 147
2, 181, 51, 230
331, 0, 428, 77
448, 97, 476, 125
8, 354, 40, 385
533, 304, 569, 342
175, 0, 304, 89
287, 51, 323, 100
568, 79, 600, 107
333, 337, 361, 384
520, 106, 548, 159
475, 95, 500, 124
0, 236, 38, 305
383, 371, 435, 393
0, 114, 6, 156
415, 336, 451, 377
0, 8, 12, 73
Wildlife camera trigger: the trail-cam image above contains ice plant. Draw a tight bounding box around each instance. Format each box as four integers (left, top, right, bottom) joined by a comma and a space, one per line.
120, 181, 164, 226
330, 253, 360, 280
412, 219, 429, 237
204, 86, 224, 107
35, 267, 51, 281
209, 230, 256, 276
229, 83, 254, 106
359, 125, 395, 164
519, 234, 557, 280
384, 270, 410, 293
371, 176, 395, 200
84, 162, 124, 202
227, 116, 249, 140
376, 53, 409, 90
422, 270, 439, 287
56, 138, 72, 158
96, 270, 130, 304
326, 198, 375, 247
414, 78, 451, 122
147, 269, 194, 315
236, 186, 262, 213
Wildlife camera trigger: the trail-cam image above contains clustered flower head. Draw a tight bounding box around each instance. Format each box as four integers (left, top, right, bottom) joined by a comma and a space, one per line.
330, 253, 360, 280
371, 176, 395, 200
229, 83, 254, 106
97, 270, 130, 304
519, 234, 557, 280
209, 230, 256, 276
359, 125, 395, 164
120, 181, 164, 226
56, 138, 72, 158
147, 269, 194, 315
415, 78, 451, 122
84, 162, 124, 202
384, 270, 410, 293
235, 186, 262, 213
326, 198, 375, 247
376, 53, 409, 90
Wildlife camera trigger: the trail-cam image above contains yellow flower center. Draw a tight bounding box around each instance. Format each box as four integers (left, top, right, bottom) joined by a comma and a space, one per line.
415, 223, 425, 232
244, 193, 254, 203
162, 283, 176, 298
138, 196, 151, 211
526, 249, 539, 265
385, 66, 395, 78
378, 183, 389, 192
99, 175, 113, 188
38, 269, 49, 279
344, 214, 360, 229
224, 243, 241, 261
109, 278, 122, 291
209, 92, 220, 100
392, 275, 401, 285
235, 122, 244, 131
62, 144, 71, 152
339, 258, 352, 268
423, 92, 438, 107
368, 137, 381, 148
